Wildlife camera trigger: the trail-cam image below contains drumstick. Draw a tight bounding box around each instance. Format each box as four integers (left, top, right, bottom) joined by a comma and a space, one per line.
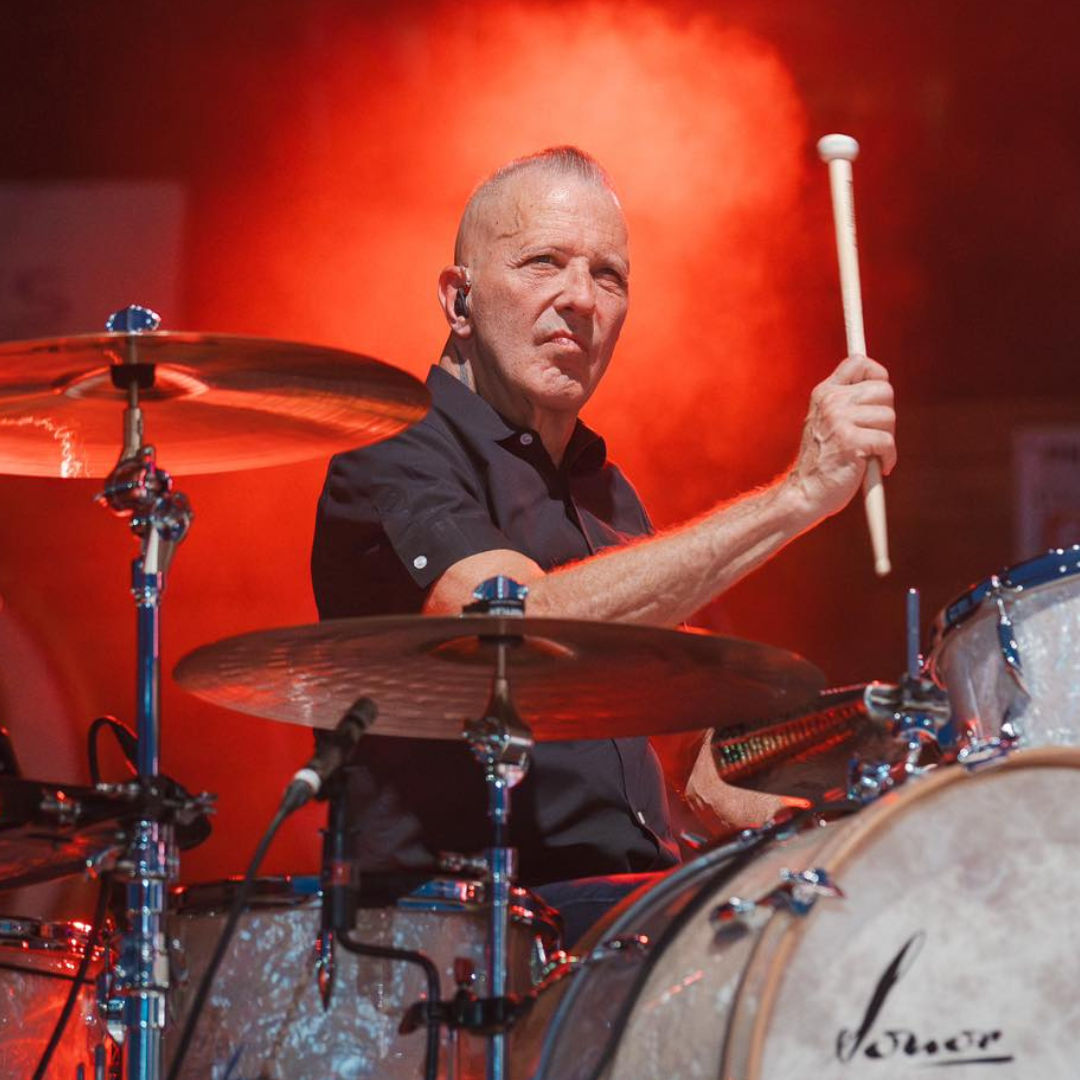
816, 133, 891, 578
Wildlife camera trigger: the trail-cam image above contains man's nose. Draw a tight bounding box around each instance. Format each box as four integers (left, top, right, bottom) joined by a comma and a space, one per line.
557, 263, 597, 315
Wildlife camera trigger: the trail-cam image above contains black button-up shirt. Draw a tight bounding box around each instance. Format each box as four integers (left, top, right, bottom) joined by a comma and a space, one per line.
311, 365, 679, 886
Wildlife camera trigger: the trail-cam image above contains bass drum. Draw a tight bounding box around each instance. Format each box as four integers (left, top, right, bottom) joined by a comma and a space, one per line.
516, 748, 1080, 1080
168, 875, 560, 1080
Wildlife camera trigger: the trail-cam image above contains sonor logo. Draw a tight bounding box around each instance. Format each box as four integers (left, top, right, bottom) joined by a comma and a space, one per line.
836, 933, 1013, 1067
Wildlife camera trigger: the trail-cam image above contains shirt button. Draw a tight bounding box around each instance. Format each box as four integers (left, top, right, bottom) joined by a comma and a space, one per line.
413, 555, 428, 570
519, 433, 534, 446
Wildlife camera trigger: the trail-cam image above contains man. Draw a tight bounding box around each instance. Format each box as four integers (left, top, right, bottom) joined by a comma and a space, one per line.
311, 146, 895, 942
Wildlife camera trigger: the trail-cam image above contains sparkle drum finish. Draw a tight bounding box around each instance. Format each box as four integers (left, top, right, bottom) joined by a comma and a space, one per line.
167, 876, 560, 1080
515, 749, 1080, 1080
0, 915, 111, 1078
929, 545, 1080, 745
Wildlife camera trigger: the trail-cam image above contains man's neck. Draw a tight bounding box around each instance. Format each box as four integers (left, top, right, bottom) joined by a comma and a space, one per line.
438, 344, 576, 467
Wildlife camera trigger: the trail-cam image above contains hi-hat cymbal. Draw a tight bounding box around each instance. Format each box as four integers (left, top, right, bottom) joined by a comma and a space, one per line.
173, 615, 826, 741
0, 331, 429, 477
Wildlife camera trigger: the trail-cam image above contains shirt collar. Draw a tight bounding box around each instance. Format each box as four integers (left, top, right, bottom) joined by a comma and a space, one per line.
426, 365, 607, 474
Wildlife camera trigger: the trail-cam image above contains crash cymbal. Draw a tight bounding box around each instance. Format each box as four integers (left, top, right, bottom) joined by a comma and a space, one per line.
173, 615, 826, 741
0, 331, 429, 477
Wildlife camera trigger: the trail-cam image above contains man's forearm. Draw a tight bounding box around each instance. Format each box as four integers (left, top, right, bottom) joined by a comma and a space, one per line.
525, 475, 817, 627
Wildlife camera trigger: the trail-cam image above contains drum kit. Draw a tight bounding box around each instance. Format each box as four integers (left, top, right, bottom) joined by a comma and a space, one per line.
0, 305, 1078, 1080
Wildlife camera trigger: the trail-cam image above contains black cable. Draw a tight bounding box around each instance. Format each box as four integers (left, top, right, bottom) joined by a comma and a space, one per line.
338, 932, 442, 1080
168, 698, 387, 1078
32, 871, 113, 1080
87, 715, 138, 785
165, 803, 291, 1080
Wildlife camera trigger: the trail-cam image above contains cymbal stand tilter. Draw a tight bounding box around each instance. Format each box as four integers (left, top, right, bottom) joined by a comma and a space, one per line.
463, 578, 534, 1080
96, 305, 194, 1080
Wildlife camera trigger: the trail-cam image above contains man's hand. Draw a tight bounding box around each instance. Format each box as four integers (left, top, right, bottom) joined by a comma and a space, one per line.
785, 355, 896, 522
683, 732, 810, 837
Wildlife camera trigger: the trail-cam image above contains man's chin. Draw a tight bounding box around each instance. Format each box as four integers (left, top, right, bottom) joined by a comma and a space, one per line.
536, 367, 595, 407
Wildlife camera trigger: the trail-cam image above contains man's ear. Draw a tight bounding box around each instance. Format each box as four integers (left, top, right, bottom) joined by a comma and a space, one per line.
437, 265, 473, 337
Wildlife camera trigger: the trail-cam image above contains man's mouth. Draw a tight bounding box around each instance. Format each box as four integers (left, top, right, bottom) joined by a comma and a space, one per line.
545, 331, 587, 352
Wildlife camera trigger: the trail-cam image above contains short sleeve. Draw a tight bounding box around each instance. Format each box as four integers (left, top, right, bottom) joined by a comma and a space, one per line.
311, 420, 526, 618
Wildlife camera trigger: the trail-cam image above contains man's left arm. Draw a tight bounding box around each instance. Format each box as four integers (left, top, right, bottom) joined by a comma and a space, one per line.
652, 729, 808, 837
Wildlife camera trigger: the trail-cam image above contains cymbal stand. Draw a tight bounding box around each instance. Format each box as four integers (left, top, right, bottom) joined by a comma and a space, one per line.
464, 579, 533, 1080
97, 305, 194, 1080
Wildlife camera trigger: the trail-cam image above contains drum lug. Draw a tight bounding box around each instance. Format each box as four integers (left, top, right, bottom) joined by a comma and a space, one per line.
989, 578, 1028, 694
986, 577, 1031, 739
956, 724, 1022, 771
711, 867, 844, 938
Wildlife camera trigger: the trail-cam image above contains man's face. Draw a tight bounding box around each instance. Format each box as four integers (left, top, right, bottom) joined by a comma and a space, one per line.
465, 171, 630, 418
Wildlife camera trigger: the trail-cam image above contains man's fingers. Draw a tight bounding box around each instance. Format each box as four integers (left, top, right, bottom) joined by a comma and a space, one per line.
829, 354, 890, 385
850, 404, 896, 430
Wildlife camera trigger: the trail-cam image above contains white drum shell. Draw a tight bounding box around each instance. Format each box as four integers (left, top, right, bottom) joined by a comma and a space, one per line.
169, 883, 555, 1080
931, 565, 1080, 745
520, 750, 1080, 1080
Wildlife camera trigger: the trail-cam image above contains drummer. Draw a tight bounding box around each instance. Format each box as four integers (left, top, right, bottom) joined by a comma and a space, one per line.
311, 146, 896, 944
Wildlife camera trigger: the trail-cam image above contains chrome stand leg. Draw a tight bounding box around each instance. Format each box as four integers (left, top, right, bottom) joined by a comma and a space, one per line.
118, 819, 173, 1080
484, 773, 517, 1080
114, 556, 178, 1080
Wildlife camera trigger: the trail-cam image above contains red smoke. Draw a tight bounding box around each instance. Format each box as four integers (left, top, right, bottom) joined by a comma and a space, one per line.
4, 2, 833, 882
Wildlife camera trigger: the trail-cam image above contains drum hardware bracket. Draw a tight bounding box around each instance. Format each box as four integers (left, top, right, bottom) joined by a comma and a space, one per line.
849, 588, 955, 804
533, 934, 652, 993
711, 867, 843, 939
400, 987, 533, 1039
438, 850, 493, 880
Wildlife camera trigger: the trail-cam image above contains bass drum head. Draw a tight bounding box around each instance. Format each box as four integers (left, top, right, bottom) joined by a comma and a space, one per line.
521, 749, 1080, 1080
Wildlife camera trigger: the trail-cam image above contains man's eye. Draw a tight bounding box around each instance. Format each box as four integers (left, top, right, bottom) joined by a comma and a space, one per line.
528, 254, 555, 265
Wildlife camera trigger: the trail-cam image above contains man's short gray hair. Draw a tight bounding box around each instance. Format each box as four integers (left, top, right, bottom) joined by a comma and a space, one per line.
454, 146, 618, 263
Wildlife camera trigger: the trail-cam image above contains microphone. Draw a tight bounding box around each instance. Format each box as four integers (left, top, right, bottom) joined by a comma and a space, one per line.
316, 772, 355, 1009
280, 697, 377, 813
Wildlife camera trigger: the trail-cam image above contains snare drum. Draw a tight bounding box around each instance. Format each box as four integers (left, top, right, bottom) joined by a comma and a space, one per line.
0, 915, 112, 1078
516, 749, 1080, 1079
930, 544, 1080, 745
168, 875, 560, 1080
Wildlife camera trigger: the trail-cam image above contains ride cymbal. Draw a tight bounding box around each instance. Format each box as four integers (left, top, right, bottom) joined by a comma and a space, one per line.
173, 614, 826, 741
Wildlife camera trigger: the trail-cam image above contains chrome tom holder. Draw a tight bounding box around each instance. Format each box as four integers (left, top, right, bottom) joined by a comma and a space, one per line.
96, 304, 195, 1080
849, 588, 952, 802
